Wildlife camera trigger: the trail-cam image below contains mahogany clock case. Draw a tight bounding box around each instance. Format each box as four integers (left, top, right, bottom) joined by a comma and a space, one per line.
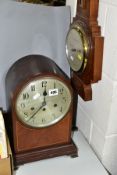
5, 55, 78, 166
70, 0, 104, 101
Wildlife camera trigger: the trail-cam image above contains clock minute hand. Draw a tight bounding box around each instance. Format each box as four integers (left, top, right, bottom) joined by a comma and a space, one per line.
27, 101, 46, 121
28, 86, 47, 122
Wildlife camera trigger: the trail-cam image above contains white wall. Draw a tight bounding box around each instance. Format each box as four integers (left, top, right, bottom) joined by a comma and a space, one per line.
68, 1, 117, 174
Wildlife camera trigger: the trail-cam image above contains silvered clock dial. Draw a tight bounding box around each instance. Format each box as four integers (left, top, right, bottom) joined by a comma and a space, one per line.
66, 24, 89, 72
16, 77, 72, 128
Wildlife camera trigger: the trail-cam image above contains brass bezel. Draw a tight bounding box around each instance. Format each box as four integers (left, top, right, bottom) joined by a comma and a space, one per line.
66, 23, 90, 72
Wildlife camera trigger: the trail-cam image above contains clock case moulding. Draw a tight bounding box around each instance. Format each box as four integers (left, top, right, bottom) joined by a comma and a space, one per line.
70, 0, 104, 101
5, 55, 78, 167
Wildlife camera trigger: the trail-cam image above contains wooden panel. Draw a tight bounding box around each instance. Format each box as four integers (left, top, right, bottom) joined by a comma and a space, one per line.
14, 111, 72, 152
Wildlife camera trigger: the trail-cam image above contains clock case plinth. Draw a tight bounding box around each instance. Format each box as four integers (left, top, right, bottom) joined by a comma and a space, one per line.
14, 140, 77, 166
5, 55, 78, 166
71, 0, 104, 101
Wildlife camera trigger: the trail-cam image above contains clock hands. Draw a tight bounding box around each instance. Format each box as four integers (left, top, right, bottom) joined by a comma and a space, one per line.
27, 101, 46, 122
27, 85, 48, 122
43, 86, 47, 106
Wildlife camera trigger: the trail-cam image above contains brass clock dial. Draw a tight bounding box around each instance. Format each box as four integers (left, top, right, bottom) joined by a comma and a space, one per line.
66, 24, 89, 72
16, 77, 72, 128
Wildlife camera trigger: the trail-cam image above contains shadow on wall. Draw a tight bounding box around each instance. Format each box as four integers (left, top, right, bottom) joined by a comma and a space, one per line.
17, 0, 66, 6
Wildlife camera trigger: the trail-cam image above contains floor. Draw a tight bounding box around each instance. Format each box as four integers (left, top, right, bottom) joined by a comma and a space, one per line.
15, 131, 108, 175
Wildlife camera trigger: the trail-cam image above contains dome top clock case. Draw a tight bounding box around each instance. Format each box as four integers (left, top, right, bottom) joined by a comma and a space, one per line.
5, 55, 77, 166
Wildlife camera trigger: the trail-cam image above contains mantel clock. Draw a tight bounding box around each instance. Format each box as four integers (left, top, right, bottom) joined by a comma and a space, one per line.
5, 55, 77, 166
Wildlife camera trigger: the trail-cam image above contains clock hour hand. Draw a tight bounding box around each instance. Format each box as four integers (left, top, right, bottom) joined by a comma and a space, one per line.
43, 85, 47, 97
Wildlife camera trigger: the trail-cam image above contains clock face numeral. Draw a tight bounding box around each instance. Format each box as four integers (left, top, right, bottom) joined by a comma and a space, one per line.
23, 93, 29, 100
21, 103, 25, 108
41, 118, 46, 123
59, 88, 64, 94
42, 81, 47, 87
60, 107, 63, 113
31, 85, 35, 91
63, 97, 66, 102
24, 112, 28, 117
16, 78, 72, 128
